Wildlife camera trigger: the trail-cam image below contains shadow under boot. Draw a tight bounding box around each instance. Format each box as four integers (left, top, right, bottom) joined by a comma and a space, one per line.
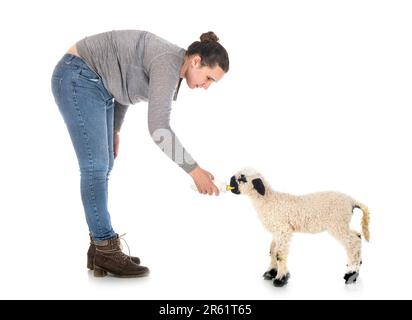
87, 234, 140, 270
93, 235, 149, 278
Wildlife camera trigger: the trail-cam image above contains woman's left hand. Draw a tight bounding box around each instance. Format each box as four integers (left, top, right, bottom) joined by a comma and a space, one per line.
114, 131, 120, 159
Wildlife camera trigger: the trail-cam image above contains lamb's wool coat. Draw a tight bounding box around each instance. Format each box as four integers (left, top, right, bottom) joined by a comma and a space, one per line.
231, 168, 370, 284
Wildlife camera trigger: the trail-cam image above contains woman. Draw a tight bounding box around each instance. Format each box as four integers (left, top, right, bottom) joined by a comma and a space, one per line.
51, 30, 229, 277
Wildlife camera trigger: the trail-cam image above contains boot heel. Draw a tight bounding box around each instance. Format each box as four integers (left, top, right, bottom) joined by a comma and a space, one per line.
87, 261, 94, 270
93, 266, 107, 277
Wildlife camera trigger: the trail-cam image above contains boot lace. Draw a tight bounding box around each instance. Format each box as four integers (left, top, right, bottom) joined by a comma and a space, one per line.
95, 233, 133, 263
118, 233, 133, 262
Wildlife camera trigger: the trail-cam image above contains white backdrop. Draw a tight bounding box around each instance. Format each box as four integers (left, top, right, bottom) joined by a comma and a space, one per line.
1, 0, 411, 299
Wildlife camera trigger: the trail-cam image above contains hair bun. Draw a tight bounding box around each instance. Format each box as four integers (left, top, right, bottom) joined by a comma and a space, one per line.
200, 31, 219, 43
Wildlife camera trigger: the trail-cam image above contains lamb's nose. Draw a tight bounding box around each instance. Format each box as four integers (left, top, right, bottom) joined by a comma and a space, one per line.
230, 176, 237, 187
229, 176, 240, 194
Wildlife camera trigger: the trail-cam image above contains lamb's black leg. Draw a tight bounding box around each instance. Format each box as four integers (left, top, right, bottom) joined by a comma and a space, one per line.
263, 268, 277, 280
344, 271, 359, 284
273, 273, 290, 287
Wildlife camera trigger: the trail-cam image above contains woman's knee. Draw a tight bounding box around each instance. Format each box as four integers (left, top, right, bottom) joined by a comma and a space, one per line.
80, 162, 110, 178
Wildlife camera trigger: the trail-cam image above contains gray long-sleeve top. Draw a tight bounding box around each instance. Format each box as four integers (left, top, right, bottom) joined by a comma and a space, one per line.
76, 30, 198, 173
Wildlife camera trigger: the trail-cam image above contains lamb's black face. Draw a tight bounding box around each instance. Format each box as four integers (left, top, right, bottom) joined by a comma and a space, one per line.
230, 170, 266, 196
230, 174, 247, 194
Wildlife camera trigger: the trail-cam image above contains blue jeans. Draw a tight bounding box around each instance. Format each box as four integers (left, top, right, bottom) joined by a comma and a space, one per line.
51, 54, 116, 241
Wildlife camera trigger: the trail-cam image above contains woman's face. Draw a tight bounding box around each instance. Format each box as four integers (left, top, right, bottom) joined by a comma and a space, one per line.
185, 55, 225, 90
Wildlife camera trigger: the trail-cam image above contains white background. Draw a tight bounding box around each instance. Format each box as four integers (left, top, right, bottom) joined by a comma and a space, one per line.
1, 0, 411, 300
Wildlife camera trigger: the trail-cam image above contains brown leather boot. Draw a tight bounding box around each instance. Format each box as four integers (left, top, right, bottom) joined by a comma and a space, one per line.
87, 234, 140, 270
92, 235, 149, 278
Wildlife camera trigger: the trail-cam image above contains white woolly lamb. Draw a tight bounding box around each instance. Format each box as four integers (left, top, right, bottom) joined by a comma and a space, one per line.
229, 168, 370, 287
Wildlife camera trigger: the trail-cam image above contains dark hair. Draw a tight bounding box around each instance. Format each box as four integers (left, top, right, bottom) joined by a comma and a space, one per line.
186, 31, 229, 72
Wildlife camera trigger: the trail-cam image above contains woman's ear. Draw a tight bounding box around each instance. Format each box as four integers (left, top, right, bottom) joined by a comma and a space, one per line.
191, 55, 202, 68
252, 178, 265, 196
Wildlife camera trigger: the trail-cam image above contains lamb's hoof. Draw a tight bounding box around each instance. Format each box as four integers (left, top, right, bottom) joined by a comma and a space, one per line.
273, 273, 290, 287
263, 269, 277, 280
344, 271, 359, 284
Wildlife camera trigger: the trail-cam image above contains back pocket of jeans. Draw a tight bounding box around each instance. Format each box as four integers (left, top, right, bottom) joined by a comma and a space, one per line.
79, 68, 101, 82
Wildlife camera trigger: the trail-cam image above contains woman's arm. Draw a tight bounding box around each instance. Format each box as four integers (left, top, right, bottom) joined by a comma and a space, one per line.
147, 54, 219, 195
147, 54, 198, 173
114, 100, 129, 132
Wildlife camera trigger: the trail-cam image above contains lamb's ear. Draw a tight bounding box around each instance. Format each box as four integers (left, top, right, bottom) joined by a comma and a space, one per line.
252, 178, 265, 196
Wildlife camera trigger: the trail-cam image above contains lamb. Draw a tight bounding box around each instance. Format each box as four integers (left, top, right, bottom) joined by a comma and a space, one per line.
229, 168, 370, 287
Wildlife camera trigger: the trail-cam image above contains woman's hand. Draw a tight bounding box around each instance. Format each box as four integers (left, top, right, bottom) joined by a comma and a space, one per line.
189, 166, 220, 196
114, 131, 120, 159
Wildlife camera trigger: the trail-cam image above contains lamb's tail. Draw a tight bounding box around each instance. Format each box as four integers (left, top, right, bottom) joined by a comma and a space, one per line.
353, 201, 370, 242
